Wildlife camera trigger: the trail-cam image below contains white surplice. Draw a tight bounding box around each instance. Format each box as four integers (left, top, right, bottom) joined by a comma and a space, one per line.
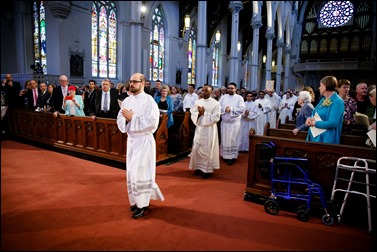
219, 94, 245, 159
239, 100, 259, 151
264, 92, 281, 128
253, 98, 272, 136
278, 96, 296, 122
117, 91, 165, 208
189, 97, 221, 173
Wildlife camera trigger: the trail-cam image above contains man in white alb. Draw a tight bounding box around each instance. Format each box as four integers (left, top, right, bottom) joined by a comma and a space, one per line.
218, 82, 245, 165
265, 89, 281, 128
189, 85, 221, 179
253, 90, 271, 135
117, 72, 165, 219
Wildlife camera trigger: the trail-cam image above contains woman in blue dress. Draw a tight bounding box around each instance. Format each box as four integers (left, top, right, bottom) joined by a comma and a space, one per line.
306, 76, 344, 144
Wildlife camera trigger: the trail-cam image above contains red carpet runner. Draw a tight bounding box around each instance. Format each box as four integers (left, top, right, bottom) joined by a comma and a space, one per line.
1, 140, 375, 250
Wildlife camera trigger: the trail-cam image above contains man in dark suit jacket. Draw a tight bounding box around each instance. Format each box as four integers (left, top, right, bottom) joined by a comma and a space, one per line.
84, 79, 97, 116
37, 82, 49, 110
52, 75, 70, 113
89, 78, 120, 119
26, 80, 41, 110
2, 73, 21, 109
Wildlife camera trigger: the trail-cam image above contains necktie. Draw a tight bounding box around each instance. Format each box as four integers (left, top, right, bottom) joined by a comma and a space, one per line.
104, 92, 108, 111
33, 89, 38, 106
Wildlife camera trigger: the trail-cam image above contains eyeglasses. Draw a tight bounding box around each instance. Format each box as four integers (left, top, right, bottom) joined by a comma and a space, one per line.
129, 80, 142, 84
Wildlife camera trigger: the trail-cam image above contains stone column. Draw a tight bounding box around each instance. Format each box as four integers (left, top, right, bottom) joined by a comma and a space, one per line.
275, 38, 284, 93
228, 1, 243, 84
283, 45, 291, 92
250, 20, 262, 91
129, 1, 143, 74
265, 29, 275, 83
196, 1, 207, 88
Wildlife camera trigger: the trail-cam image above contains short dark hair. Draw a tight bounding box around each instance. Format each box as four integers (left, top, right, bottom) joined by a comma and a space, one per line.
228, 82, 237, 88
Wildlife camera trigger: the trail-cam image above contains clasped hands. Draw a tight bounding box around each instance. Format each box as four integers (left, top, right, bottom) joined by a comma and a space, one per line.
122, 108, 134, 122
305, 117, 316, 127
197, 106, 205, 116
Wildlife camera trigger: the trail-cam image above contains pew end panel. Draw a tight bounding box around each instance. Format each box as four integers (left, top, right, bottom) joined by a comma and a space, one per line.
168, 112, 191, 155
155, 113, 169, 162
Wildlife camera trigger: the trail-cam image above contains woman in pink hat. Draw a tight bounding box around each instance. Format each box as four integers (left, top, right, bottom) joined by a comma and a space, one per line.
62, 85, 85, 116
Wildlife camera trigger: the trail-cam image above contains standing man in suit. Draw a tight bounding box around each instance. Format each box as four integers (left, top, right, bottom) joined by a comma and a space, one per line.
83, 79, 97, 116
37, 82, 48, 110
89, 78, 120, 119
26, 80, 41, 110
53, 75, 70, 114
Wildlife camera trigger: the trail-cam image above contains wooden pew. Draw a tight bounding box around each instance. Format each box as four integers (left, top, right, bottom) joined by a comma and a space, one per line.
264, 123, 369, 147
245, 128, 376, 200
277, 118, 367, 136
168, 112, 191, 155
7, 108, 170, 164
276, 118, 296, 130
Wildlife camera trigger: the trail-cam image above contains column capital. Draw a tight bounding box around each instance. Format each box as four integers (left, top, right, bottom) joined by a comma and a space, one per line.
276, 38, 284, 48
228, 1, 243, 14
285, 46, 291, 54
46, 1, 71, 19
251, 20, 262, 29
265, 31, 275, 40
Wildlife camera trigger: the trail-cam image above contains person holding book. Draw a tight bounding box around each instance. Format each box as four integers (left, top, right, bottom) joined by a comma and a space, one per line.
305, 76, 344, 144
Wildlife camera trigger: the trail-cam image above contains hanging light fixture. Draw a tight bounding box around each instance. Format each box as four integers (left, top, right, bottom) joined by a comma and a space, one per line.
215, 30, 221, 43
140, 4, 146, 20
237, 41, 241, 52
184, 14, 190, 31
263, 55, 267, 63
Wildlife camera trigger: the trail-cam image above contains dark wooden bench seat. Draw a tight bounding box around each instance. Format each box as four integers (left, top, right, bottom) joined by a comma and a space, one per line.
264, 123, 369, 147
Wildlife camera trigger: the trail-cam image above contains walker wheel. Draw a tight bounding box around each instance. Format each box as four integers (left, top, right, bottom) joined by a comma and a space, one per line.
264, 200, 280, 215
322, 215, 334, 226
298, 204, 308, 211
297, 209, 310, 222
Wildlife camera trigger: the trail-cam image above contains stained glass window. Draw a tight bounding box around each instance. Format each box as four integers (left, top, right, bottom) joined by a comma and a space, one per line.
33, 1, 47, 74
319, 1, 354, 28
212, 43, 220, 87
187, 28, 196, 85
92, 1, 117, 78
149, 6, 165, 81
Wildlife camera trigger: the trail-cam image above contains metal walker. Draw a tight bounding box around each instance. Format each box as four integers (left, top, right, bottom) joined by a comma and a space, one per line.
327, 157, 376, 234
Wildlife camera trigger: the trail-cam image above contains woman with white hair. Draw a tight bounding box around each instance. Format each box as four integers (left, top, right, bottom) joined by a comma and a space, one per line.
292, 90, 314, 135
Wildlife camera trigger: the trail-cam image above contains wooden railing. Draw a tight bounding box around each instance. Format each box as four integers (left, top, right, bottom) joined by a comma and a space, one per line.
7, 109, 182, 164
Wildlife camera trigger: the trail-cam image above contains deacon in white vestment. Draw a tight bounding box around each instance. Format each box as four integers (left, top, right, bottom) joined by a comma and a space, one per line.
189, 85, 221, 179
117, 73, 164, 219
265, 90, 281, 128
239, 92, 259, 151
278, 91, 296, 123
253, 90, 272, 136
219, 82, 245, 165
